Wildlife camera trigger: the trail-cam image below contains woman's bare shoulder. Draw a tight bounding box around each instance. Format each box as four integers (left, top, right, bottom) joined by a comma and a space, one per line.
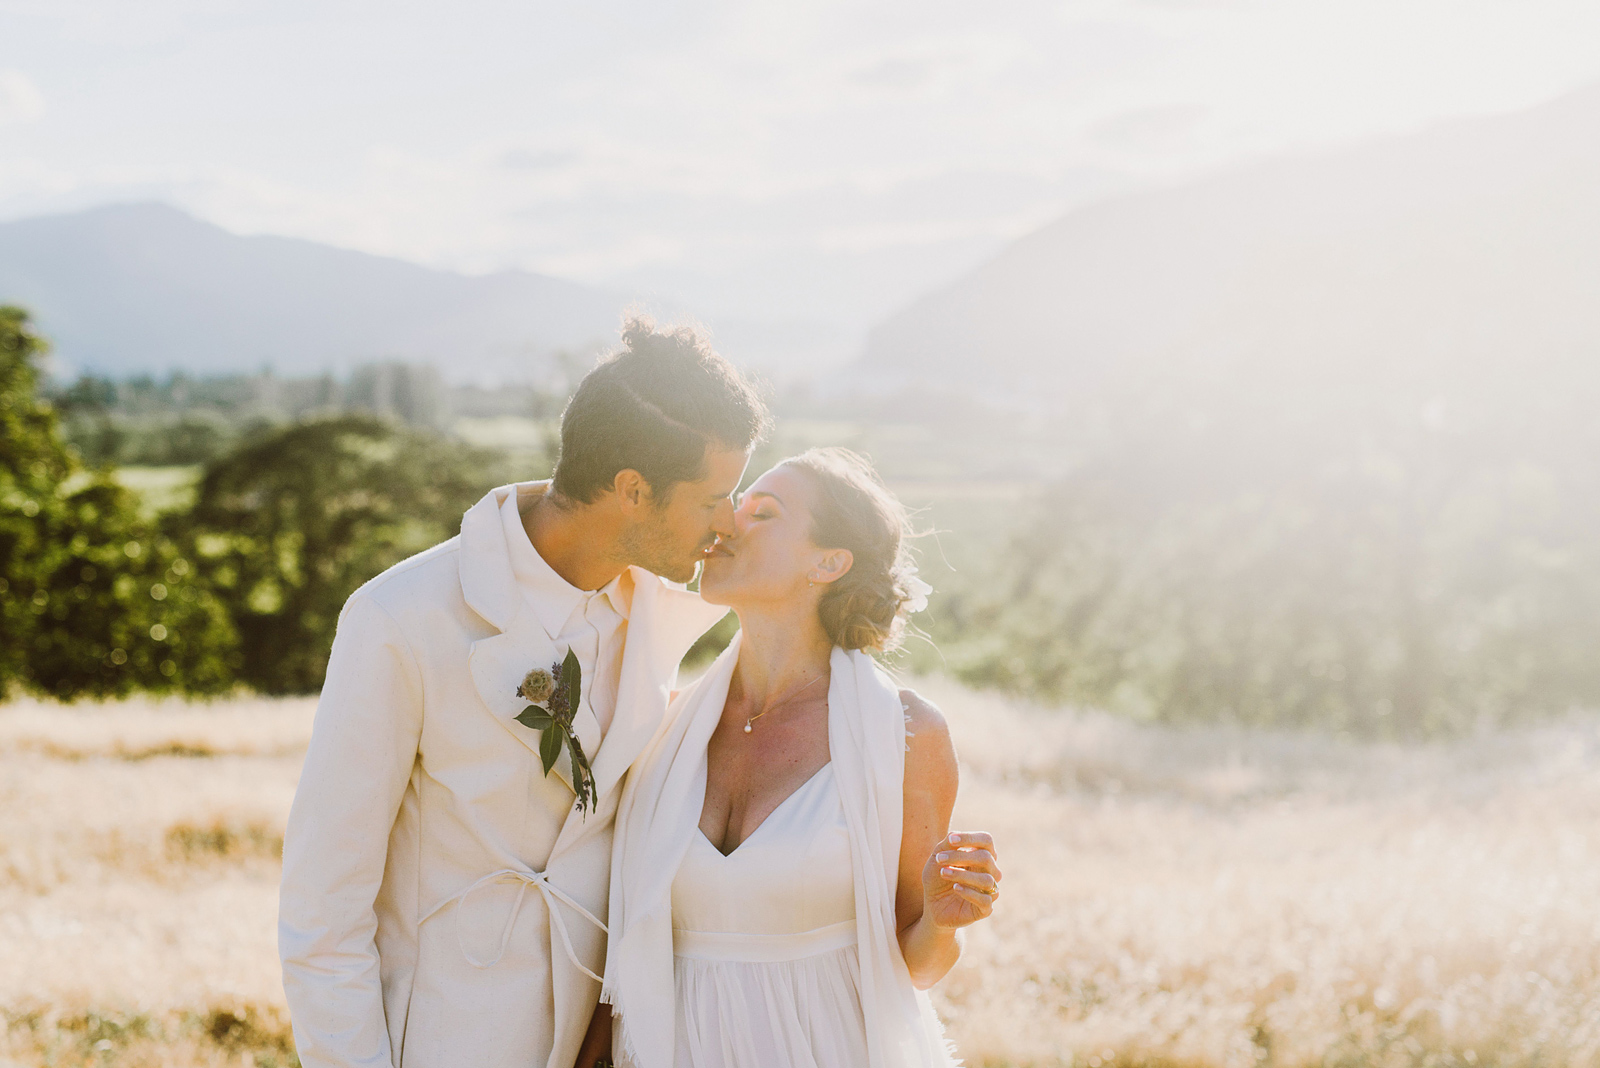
899, 688, 957, 794
898, 687, 948, 736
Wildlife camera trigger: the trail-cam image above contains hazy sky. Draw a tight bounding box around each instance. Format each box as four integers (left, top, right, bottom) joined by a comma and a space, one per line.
3, 0, 1599, 355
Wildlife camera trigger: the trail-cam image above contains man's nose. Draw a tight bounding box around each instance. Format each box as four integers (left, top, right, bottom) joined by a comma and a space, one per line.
711, 498, 737, 537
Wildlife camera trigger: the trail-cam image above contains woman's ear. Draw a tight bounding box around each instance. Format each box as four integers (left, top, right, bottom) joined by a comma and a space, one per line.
811, 548, 854, 585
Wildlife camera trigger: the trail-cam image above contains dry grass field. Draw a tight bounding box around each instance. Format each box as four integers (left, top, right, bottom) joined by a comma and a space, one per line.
4, 684, 1600, 1068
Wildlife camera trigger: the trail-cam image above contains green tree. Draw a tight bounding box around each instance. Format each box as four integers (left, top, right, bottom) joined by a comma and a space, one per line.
0, 307, 237, 698
185, 415, 513, 693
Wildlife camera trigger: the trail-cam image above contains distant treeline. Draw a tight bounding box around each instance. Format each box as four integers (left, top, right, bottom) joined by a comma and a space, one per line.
3, 307, 516, 697
10, 305, 1600, 736
923, 354, 1600, 738
52, 362, 576, 466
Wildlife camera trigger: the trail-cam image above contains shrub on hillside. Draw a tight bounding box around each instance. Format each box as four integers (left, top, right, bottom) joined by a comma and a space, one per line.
0, 307, 238, 698
181, 415, 514, 694
934, 409, 1600, 739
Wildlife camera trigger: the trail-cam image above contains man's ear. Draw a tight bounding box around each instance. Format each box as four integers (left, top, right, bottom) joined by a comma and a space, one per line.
812, 548, 854, 585
612, 469, 649, 513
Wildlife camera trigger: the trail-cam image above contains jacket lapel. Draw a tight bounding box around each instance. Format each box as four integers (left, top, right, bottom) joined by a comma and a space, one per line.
467, 602, 578, 792
458, 482, 522, 631
462, 481, 584, 794
595, 571, 729, 799
548, 569, 728, 855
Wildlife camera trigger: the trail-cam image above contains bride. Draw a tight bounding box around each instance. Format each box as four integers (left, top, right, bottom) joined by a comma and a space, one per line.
590, 447, 1001, 1068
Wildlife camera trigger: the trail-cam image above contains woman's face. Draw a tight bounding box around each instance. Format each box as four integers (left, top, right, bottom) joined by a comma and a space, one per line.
699, 464, 843, 608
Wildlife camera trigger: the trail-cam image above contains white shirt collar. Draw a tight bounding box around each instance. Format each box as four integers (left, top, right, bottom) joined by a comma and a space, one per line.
499, 487, 631, 639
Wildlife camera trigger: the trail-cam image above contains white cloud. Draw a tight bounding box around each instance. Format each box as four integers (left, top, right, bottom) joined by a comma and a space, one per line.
0, 70, 44, 125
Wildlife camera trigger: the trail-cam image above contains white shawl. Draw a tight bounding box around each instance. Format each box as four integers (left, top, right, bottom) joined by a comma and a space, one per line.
602, 633, 956, 1068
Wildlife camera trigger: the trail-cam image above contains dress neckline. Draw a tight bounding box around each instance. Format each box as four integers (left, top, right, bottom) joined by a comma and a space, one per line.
699, 761, 834, 859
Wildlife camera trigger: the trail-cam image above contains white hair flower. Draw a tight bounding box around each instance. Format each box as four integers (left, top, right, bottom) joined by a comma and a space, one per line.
901, 573, 933, 615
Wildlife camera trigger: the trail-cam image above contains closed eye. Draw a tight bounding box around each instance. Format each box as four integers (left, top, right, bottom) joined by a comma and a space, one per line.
740, 490, 782, 518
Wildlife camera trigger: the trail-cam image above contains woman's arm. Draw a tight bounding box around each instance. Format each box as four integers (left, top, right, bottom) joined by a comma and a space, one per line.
894, 690, 1002, 989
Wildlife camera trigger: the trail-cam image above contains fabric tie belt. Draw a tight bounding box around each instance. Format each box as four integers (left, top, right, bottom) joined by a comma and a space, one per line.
420, 867, 609, 983
672, 919, 858, 963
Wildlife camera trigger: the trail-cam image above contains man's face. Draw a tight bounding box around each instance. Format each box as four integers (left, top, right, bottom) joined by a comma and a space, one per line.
620, 447, 751, 583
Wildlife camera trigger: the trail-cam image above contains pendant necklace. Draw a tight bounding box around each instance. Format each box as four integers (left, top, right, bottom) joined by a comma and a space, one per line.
744, 672, 826, 734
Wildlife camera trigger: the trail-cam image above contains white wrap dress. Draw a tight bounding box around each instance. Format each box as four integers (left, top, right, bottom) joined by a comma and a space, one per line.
604, 635, 956, 1068
670, 763, 870, 1067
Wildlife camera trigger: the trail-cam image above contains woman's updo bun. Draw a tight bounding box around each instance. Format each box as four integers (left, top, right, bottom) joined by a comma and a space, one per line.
782, 447, 926, 653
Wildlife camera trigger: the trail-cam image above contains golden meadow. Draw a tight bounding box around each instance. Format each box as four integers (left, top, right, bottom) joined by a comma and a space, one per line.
5, 686, 1598, 1067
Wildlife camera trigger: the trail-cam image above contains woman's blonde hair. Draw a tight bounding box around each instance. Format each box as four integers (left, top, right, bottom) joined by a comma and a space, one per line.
781, 447, 923, 653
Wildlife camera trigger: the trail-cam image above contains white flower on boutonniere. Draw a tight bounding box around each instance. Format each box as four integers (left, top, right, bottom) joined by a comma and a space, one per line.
514, 650, 597, 814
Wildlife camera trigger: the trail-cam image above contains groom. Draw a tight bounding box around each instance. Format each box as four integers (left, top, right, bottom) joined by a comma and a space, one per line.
278, 319, 768, 1068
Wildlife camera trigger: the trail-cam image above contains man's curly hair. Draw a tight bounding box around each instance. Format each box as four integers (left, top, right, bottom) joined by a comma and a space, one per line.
552, 318, 770, 504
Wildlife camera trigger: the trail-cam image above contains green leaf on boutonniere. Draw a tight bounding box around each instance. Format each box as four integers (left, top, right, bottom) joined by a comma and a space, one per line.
561, 648, 581, 720
569, 740, 588, 804
539, 720, 563, 774
514, 708, 555, 730
514, 651, 598, 815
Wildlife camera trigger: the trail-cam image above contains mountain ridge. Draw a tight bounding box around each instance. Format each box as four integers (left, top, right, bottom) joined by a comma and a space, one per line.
0, 202, 638, 382
859, 80, 1600, 412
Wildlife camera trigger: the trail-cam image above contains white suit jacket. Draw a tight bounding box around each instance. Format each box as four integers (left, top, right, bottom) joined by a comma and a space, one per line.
279, 481, 728, 1068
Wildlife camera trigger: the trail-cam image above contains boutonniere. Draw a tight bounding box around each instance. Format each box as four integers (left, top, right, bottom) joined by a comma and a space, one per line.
515, 650, 598, 814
